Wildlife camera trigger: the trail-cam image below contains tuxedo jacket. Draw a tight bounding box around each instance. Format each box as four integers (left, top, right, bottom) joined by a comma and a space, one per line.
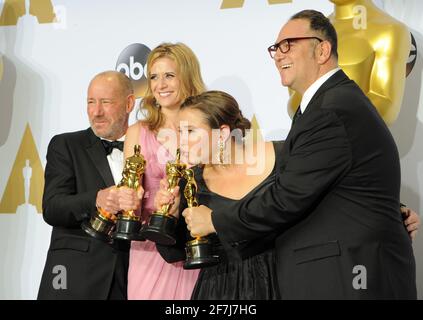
38, 128, 129, 300
212, 70, 416, 299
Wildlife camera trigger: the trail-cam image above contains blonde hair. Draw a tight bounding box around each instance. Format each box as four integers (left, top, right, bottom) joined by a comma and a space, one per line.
140, 43, 206, 131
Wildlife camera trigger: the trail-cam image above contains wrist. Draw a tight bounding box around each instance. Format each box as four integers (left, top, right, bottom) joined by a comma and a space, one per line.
95, 189, 104, 208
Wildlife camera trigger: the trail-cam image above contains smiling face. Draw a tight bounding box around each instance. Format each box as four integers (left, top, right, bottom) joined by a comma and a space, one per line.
273, 18, 323, 94
178, 108, 213, 166
149, 57, 182, 110
87, 75, 133, 140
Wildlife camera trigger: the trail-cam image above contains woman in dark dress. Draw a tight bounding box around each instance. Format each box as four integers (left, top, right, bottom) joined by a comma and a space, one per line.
183, 150, 284, 299
155, 90, 282, 299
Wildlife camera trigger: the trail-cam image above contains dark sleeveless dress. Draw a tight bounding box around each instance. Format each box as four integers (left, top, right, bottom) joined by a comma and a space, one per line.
156, 141, 284, 299
188, 141, 284, 300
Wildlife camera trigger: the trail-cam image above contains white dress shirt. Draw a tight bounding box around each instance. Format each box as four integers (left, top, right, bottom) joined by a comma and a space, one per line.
300, 67, 341, 113
102, 136, 125, 185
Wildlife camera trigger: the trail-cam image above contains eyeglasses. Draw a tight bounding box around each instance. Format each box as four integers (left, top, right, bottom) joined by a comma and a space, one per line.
267, 36, 323, 59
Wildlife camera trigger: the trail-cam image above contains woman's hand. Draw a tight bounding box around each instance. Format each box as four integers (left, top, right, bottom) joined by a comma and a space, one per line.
401, 206, 420, 240
154, 179, 181, 218
118, 186, 144, 212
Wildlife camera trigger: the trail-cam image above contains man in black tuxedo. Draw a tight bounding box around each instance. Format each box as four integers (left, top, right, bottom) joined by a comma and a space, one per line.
38, 71, 140, 299
184, 10, 417, 299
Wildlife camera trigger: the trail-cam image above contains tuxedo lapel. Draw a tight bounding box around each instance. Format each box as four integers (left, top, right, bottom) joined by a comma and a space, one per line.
283, 71, 350, 164
85, 128, 115, 187
306, 69, 350, 112
291, 106, 302, 127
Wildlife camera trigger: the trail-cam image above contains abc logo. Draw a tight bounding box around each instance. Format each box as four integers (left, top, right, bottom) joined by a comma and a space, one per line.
116, 43, 151, 98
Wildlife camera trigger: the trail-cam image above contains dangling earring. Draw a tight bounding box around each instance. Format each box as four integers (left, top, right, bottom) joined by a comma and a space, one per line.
218, 139, 225, 165
153, 98, 161, 109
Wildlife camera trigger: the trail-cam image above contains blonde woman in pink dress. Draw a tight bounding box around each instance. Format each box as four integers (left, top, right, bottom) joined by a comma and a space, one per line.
123, 43, 206, 299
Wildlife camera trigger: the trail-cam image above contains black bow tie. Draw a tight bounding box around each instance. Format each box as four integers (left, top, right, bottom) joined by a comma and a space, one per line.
101, 140, 124, 155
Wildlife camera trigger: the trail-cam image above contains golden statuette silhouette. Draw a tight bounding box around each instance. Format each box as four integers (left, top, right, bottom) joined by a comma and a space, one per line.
288, 0, 410, 125
111, 144, 146, 241
140, 149, 186, 245
182, 168, 219, 269
82, 145, 146, 242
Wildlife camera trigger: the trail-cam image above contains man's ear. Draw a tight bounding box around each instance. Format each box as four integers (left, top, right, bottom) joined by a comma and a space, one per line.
317, 40, 332, 65
126, 94, 136, 113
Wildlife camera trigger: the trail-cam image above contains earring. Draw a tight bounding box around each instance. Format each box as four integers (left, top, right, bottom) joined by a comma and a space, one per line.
218, 139, 225, 165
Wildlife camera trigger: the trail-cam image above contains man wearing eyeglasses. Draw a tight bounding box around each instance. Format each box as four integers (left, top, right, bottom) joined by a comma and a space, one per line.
184, 9, 417, 299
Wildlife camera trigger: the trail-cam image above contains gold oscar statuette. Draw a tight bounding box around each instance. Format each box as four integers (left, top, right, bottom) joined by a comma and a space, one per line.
182, 168, 219, 269
111, 144, 146, 241
140, 149, 186, 245
288, 0, 410, 126
82, 145, 146, 242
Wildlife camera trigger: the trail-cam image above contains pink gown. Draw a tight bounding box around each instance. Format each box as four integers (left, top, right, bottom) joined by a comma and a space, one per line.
127, 124, 200, 299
